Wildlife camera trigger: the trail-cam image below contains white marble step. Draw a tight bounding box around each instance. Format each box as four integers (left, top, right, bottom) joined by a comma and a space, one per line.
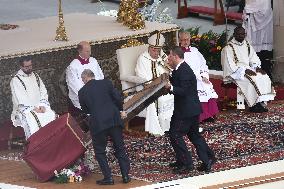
132, 160, 284, 189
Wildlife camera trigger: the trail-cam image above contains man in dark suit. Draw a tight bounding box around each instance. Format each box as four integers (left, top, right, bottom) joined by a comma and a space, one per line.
165, 46, 216, 174
78, 69, 131, 185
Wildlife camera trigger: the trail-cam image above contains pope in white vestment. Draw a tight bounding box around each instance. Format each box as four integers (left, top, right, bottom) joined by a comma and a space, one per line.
221, 26, 275, 112
66, 41, 104, 109
11, 58, 56, 139
135, 32, 174, 136
179, 31, 218, 122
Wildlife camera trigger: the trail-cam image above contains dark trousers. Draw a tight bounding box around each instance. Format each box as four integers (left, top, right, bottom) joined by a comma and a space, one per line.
256, 50, 273, 80
170, 115, 215, 166
186, 116, 215, 164
93, 126, 130, 179
169, 115, 193, 167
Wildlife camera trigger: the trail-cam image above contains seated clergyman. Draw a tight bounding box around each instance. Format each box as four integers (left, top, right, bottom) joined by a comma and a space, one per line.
135, 31, 174, 136
10, 56, 56, 139
221, 26, 275, 113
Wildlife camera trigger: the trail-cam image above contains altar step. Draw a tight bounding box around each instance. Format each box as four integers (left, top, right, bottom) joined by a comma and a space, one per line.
131, 160, 284, 189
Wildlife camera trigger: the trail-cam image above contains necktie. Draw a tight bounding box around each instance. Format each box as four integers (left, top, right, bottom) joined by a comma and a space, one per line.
77, 56, 90, 65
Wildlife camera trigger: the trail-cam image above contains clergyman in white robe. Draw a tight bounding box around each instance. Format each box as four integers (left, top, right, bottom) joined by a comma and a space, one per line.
135, 50, 174, 136
183, 47, 219, 122
66, 56, 104, 109
11, 70, 56, 139
221, 36, 275, 109
242, 0, 273, 52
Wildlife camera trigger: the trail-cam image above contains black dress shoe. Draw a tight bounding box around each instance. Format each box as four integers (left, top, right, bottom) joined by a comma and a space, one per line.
122, 175, 131, 183
172, 165, 193, 174
169, 161, 183, 168
203, 117, 215, 123
249, 103, 267, 113
96, 178, 114, 185
197, 158, 217, 173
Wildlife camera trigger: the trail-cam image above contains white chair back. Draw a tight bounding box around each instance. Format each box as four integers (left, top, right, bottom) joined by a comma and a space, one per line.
116, 44, 148, 92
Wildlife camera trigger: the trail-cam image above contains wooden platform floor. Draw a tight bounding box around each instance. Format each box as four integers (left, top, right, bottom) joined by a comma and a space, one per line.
0, 158, 148, 189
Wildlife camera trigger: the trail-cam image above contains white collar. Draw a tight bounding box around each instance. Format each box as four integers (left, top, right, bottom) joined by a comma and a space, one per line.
231, 38, 246, 46
175, 60, 184, 70
18, 69, 33, 77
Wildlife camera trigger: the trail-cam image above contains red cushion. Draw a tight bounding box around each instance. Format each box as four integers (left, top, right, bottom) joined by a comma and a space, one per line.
189, 6, 215, 15
227, 12, 242, 20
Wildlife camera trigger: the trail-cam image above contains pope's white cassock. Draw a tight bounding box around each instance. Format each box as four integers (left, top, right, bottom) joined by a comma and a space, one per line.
242, 0, 273, 52
10, 70, 56, 139
221, 38, 275, 108
135, 50, 174, 136
66, 56, 104, 109
184, 47, 218, 102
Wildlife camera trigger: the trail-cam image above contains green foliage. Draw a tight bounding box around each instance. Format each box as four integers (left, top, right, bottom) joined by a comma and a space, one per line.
54, 174, 69, 184
185, 27, 227, 70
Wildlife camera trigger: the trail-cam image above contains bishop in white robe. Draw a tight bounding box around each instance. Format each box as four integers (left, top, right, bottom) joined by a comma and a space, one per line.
221, 26, 275, 112
135, 32, 174, 136
11, 58, 56, 139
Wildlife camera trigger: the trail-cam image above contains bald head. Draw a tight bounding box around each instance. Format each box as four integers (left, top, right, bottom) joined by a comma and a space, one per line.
77, 41, 91, 59
179, 31, 191, 48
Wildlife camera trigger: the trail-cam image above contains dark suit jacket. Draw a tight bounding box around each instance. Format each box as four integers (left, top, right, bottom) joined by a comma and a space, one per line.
78, 79, 124, 135
170, 62, 202, 119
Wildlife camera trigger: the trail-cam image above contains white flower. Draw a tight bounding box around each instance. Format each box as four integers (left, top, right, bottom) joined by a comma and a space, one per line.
54, 170, 59, 177
97, 10, 118, 17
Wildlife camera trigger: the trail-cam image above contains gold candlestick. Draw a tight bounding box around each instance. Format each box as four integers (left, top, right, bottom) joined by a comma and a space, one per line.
55, 0, 68, 41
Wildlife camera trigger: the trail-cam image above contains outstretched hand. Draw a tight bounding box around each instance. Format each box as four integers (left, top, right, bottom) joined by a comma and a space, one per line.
34, 106, 46, 113
120, 111, 127, 119
256, 67, 266, 75
164, 81, 172, 90
202, 77, 210, 84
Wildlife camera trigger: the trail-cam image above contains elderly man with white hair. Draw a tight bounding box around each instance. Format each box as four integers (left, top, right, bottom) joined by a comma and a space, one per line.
135, 31, 174, 136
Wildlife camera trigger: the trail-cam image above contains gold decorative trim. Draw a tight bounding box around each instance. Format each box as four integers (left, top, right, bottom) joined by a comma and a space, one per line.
66, 113, 86, 148
245, 74, 261, 96
30, 111, 42, 128
120, 39, 145, 48
0, 27, 179, 60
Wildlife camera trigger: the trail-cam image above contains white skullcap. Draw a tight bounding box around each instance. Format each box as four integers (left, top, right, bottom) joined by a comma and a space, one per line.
148, 31, 165, 48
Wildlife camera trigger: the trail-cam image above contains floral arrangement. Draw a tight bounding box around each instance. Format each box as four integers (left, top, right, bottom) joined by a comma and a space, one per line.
97, 10, 118, 17
139, 0, 173, 24
54, 159, 91, 184
186, 27, 227, 71
96, 0, 118, 17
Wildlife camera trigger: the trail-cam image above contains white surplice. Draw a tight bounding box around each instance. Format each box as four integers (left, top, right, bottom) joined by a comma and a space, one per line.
66, 57, 104, 109
10, 70, 56, 139
135, 51, 174, 136
221, 38, 275, 107
184, 47, 218, 102
243, 0, 273, 52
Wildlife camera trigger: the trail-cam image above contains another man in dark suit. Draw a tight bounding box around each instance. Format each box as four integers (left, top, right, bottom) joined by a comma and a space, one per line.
165, 46, 216, 174
78, 69, 131, 185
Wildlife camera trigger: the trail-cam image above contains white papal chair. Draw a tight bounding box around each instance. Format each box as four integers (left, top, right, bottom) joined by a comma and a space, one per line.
116, 43, 148, 130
